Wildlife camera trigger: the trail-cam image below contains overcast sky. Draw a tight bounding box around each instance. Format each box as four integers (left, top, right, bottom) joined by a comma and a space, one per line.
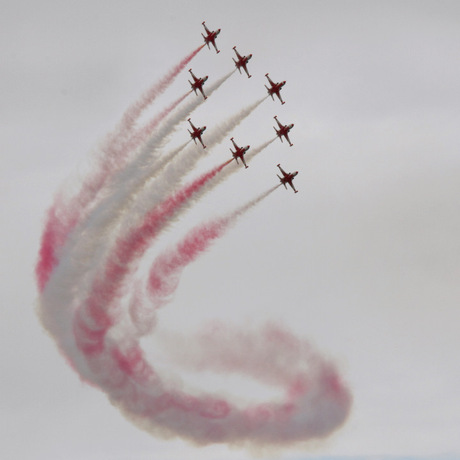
1, 1, 460, 459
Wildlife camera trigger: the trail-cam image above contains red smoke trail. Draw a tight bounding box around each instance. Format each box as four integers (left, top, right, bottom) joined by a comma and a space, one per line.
73, 160, 232, 355
146, 214, 240, 308
120, 45, 205, 132
35, 196, 70, 292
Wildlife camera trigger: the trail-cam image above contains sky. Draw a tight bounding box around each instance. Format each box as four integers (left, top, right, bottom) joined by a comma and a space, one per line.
1, 0, 460, 459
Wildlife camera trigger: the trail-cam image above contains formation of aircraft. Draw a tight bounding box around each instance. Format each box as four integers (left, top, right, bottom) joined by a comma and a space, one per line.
232, 46, 252, 78
187, 118, 206, 148
188, 69, 208, 100
194, 22, 299, 193
277, 164, 298, 193
273, 116, 294, 146
229, 138, 250, 168
265, 74, 286, 105
202, 21, 221, 54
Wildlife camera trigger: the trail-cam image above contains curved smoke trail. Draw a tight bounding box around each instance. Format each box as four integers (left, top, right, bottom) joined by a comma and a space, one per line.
36, 40, 352, 450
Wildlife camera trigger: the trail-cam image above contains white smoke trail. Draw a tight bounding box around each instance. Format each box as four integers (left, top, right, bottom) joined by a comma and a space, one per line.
121, 97, 267, 231
36, 37, 351, 450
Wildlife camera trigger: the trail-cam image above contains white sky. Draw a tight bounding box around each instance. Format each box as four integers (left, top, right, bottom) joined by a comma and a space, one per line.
1, 1, 459, 459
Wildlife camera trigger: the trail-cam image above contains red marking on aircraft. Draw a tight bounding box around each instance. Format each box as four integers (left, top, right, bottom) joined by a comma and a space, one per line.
229, 137, 250, 168
188, 69, 208, 100
202, 21, 221, 54
187, 118, 206, 148
273, 116, 294, 146
265, 73, 286, 105
232, 46, 252, 78
277, 164, 298, 193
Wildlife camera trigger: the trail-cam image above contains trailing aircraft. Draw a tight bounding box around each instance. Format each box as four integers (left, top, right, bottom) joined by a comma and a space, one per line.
273, 116, 294, 146
232, 46, 252, 78
188, 69, 208, 100
265, 73, 286, 105
229, 137, 250, 168
277, 164, 298, 193
202, 21, 221, 54
187, 118, 206, 148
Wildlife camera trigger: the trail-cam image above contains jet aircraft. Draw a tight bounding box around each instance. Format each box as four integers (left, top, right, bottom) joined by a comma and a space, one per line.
187, 118, 206, 148
273, 116, 294, 146
232, 46, 252, 78
277, 164, 298, 193
229, 137, 250, 168
188, 69, 208, 100
202, 21, 221, 53
265, 73, 286, 105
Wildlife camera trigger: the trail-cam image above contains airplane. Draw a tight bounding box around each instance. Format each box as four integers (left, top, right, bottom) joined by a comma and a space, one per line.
232, 46, 252, 78
202, 21, 221, 53
188, 69, 208, 100
277, 164, 298, 193
273, 116, 294, 146
265, 73, 286, 105
229, 137, 250, 168
187, 118, 206, 148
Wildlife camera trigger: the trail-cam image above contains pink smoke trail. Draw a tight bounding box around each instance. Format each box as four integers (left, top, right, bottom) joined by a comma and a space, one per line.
120, 45, 205, 132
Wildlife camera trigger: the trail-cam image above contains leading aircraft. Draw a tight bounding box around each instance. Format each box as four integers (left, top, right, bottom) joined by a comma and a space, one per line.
187, 118, 206, 148
188, 69, 208, 100
273, 116, 294, 146
232, 46, 252, 78
229, 138, 250, 168
202, 21, 221, 54
277, 164, 298, 193
265, 73, 286, 105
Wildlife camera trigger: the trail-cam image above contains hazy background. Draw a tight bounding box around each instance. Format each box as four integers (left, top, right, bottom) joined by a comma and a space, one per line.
1, 1, 459, 459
